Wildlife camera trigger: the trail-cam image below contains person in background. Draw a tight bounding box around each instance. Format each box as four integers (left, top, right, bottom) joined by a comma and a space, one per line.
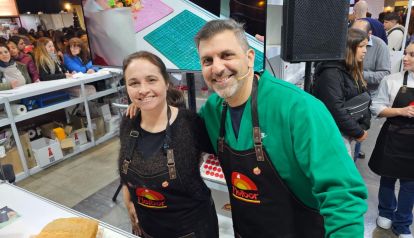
384, 12, 405, 51
0, 43, 31, 90
52, 30, 66, 63
64, 37, 99, 74
369, 43, 414, 238
313, 28, 370, 156
351, 19, 391, 159
34, 37, 71, 81
8, 36, 40, 83
75, 29, 89, 46
354, 0, 388, 44
119, 51, 219, 237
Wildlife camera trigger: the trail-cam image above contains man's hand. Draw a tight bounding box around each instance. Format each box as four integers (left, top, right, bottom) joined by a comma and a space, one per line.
126, 103, 139, 119
398, 106, 414, 118
126, 201, 142, 236
356, 130, 368, 142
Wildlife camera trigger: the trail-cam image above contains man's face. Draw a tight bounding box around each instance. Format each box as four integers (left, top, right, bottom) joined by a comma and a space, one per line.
198, 30, 254, 100
383, 20, 396, 31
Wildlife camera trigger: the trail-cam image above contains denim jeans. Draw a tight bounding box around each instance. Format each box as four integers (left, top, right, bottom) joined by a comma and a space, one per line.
378, 176, 414, 235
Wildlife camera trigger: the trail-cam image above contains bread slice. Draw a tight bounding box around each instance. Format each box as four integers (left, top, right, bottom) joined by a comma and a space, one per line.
37, 217, 98, 238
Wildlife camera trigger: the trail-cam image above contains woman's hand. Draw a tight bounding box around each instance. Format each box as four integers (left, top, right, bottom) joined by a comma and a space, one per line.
126, 103, 139, 119
65, 72, 73, 78
86, 69, 96, 74
10, 80, 20, 88
398, 106, 414, 118
126, 201, 142, 236
356, 130, 368, 142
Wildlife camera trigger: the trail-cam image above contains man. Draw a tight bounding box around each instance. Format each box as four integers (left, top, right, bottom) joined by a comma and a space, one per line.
384, 12, 405, 51
196, 19, 367, 237
353, 0, 388, 44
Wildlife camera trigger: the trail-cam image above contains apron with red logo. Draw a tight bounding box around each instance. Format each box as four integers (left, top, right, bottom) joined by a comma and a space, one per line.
369, 71, 414, 179
217, 76, 325, 237
121, 107, 218, 238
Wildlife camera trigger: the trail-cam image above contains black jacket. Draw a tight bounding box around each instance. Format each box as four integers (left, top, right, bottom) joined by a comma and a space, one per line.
313, 61, 370, 139
39, 61, 67, 81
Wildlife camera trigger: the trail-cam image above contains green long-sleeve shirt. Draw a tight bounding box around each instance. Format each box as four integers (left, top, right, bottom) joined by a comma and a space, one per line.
199, 70, 367, 237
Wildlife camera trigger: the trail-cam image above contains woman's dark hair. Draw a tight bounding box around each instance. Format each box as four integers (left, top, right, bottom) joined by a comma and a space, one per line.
123, 51, 185, 108
346, 28, 368, 89
0, 42, 9, 50
66, 37, 91, 64
9, 36, 22, 48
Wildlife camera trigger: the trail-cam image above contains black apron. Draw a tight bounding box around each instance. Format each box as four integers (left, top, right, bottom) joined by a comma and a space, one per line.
369, 71, 414, 180
121, 107, 218, 238
217, 76, 325, 238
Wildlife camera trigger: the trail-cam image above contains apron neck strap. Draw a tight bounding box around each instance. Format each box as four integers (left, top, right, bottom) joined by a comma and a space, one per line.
404, 71, 409, 86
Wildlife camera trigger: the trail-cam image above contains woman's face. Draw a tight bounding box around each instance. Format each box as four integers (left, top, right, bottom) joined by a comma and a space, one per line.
45, 41, 55, 54
7, 42, 19, 58
124, 58, 169, 112
355, 39, 368, 62
17, 39, 25, 51
70, 44, 81, 56
0, 46, 11, 63
403, 44, 414, 72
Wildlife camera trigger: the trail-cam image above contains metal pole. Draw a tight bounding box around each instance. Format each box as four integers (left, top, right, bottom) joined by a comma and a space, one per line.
304, 62, 312, 92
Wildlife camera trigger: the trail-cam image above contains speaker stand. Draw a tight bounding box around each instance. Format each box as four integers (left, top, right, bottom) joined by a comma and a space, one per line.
186, 73, 196, 112
304, 62, 312, 93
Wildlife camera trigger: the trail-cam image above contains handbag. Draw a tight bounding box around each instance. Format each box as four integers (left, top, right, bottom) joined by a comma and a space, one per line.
343, 92, 371, 121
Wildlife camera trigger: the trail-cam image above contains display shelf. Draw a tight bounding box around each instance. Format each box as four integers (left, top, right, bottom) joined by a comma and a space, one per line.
87, 88, 117, 101
95, 130, 118, 145
268, 0, 283, 5
0, 115, 10, 127
77, 71, 114, 84
203, 178, 228, 193
14, 97, 84, 123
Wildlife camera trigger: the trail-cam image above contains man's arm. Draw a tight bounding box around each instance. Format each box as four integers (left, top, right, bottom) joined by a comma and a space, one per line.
364, 44, 391, 87
292, 96, 368, 237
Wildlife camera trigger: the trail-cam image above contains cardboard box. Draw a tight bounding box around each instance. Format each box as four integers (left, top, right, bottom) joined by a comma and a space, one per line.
70, 115, 88, 130
91, 117, 106, 140
70, 128, 88, 146
19, 132, 37, 169
30, 138, 63, 167
104, 114, 120, 133
1, 147, 23, 174
40, 122, 64, 139
98, 104, 112, 121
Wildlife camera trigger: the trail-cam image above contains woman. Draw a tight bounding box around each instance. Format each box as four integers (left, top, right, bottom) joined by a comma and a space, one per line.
34, 37, 71, 81
64, 37, 99, 73
7, 37, 40, 83
119, 51, 218, 238
312, 28, 371, 156
369, 43, 414, 238
0, 43, 31, 90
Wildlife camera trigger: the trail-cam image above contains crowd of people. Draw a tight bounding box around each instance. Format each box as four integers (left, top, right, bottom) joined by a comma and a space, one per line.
0, 26, 97, 91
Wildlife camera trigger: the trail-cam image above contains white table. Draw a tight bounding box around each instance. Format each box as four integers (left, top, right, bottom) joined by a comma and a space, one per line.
0, 182, 136, 238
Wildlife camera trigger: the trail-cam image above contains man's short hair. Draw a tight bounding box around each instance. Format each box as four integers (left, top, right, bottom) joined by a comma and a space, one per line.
351, 19, 372, 34
383, 12, 400, 22
194, 19, 249, 51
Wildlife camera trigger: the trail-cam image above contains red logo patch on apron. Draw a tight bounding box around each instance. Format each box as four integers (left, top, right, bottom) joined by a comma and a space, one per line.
231, 172, 260, 204
136, 188, 167, 209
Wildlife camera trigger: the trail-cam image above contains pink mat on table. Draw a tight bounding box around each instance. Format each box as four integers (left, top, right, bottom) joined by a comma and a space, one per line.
133, 0, 174, 32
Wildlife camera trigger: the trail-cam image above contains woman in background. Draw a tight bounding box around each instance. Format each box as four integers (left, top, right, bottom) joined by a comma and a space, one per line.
119, 51, 218, 238
7, 37, 40, 83
313, 28, 371, 156
0, 43, 31, 90
369, 43, 414, 238
34, 37, 71, 81
64, 37, 99, 74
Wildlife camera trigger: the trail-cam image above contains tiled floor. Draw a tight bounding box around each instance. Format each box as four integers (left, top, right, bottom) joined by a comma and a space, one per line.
16, 119, 413, 237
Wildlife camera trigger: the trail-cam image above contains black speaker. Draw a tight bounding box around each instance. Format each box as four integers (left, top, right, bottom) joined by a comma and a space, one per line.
281, 0, 349, 63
